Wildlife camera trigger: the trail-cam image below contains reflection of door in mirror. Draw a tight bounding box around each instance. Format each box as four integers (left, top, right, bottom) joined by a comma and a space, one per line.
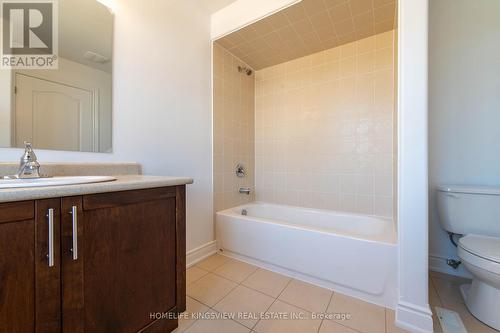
15, 74, 96, 152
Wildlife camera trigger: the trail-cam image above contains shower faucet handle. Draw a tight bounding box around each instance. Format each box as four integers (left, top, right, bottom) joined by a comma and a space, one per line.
236, 164, 246, 178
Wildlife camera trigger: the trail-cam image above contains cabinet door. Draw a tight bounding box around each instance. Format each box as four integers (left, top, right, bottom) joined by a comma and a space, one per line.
82, 188, 178, 333
0, 199, 61, 333
0, 201, 35, 333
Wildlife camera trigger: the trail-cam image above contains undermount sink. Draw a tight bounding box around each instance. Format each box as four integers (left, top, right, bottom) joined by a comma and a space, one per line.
0, 176, 117, 189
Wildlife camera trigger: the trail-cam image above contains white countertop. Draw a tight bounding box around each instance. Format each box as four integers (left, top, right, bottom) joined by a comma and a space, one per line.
0, 175, 193, 203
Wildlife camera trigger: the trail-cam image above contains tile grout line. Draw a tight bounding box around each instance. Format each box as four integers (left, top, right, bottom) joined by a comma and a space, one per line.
186, 266, 210, 286
317, 291, 335, 333
212, 264, 262, 331
193, 258, 278, 332
191, 255, 383, 333
321, 291, 365, 333
195, 257, 355, 332
252, 277, 295, 332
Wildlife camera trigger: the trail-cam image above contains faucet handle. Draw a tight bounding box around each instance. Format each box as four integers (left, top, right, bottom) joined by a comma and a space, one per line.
21, 141, 38, 164
24, 141, 33, 151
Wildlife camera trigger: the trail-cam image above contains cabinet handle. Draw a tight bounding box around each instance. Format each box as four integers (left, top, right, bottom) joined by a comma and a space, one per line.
70, 206, 78, 260
47, 208, 55, 267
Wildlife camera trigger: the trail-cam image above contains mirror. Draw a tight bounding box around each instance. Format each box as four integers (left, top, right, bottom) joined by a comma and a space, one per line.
0, 0, 113, 152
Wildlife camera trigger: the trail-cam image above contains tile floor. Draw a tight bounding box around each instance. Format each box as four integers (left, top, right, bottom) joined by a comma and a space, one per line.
430, 271, 499, 333
178, 254, 500, 332
175, 254, 407, 333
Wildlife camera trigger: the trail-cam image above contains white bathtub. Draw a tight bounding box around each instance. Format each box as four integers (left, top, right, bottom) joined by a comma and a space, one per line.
216, 202, 397, 308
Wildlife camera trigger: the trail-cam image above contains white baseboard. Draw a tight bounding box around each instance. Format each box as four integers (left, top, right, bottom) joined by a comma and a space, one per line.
186, 240, 218, 267
429, 254, 472, 279
396, 301, 434, 333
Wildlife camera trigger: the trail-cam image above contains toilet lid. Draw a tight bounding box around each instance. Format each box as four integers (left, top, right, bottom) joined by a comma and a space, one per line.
459, 235, 500, 264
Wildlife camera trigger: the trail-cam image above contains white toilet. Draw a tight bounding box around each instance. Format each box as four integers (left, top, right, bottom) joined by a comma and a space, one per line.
437, 185, 500, 330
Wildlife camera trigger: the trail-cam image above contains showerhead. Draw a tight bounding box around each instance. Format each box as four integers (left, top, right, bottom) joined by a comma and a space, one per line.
238, 65, 253, 76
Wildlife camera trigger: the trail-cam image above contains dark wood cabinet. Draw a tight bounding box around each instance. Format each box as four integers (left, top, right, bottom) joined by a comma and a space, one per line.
0, 201, 36, 333
0, 186, 186, 333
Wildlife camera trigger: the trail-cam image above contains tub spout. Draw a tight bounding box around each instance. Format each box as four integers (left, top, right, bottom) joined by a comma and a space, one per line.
239, 187, 251, 195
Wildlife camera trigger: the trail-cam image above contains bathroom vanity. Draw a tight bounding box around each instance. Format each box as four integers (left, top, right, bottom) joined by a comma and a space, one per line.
0, 174, 192, 333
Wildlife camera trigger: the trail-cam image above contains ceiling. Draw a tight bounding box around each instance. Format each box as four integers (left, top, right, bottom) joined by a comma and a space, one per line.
198, 0, 238, 14
59, 0, 113, 72
215, 0, 397, 70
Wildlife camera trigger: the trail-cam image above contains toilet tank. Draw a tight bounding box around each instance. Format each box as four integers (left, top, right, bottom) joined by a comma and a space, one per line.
437, 185, 500, 237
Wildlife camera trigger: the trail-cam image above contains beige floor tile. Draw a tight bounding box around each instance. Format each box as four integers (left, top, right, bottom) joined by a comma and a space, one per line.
440, 300, 498, 333
214, 259, 259, 283
196, 254, 231, 271
432, 276, 466, 304
278, 279, 332, 313
253, 300, 322, 333
433, 320, 444, 333
176, 297, 210, 332
385, 309, 410, 333
184, 310, 250, 333
242, 268, 291, 298
430, 271, 471, 284
187, 273, 237, 307
187, 266, 209, 285
327, 292, 385, 333
319, 319, 359, 332
429, 279, 442, 306
214, 285, 275, 329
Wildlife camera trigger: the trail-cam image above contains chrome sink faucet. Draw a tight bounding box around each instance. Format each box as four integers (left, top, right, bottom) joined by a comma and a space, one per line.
6, 142, 41, 179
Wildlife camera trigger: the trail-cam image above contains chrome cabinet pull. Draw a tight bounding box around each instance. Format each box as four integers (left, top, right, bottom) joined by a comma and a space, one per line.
70, 206, 78, 260
47, 208, 54, 267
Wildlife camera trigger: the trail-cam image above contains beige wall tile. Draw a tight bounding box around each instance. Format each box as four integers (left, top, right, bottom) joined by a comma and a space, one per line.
255, 31, 395, 217
213, 45, 255, 212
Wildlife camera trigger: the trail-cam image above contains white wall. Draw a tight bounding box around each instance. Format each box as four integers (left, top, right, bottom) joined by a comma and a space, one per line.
429, 0, 500, 277
396, 0, 433, 332
0, 0, 214, 253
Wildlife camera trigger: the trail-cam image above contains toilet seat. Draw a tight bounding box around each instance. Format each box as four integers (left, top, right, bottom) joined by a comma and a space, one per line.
458, 235, 500, 264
